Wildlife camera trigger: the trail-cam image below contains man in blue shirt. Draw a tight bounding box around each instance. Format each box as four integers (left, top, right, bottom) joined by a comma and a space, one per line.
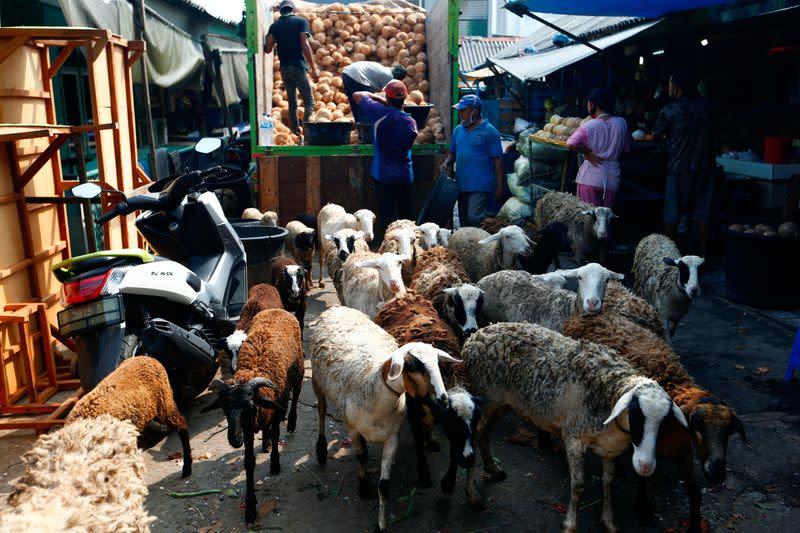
342, 62, 407, 123
265, 0, 320, 135
440, 95, 504, 227
353, 80, 418, 240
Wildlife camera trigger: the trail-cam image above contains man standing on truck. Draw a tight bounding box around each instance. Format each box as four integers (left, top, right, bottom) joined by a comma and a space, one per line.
352, 80, 418, 241
265, 0, 320, 136
342, 62, 407, 123
440, 95, 504, 227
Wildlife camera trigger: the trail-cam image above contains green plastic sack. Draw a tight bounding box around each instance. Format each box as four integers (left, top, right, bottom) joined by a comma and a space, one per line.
498, 196, 532, 220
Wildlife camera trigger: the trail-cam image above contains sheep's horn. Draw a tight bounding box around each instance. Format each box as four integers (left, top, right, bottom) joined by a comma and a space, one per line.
245, 377, 278, 393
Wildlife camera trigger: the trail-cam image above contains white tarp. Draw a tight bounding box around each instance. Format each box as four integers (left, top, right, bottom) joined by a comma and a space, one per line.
206, 34, 248, 106
59, 0, 206, 88
489, 19, 661, 81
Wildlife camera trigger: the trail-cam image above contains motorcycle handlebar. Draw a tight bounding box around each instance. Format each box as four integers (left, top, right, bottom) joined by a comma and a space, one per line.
96, 202, 126, 225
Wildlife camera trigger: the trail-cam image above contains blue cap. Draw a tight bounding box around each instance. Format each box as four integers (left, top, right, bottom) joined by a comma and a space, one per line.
453, 95, 482, 110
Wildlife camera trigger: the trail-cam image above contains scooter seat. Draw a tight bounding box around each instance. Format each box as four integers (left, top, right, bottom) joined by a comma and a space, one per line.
52, 249, 155, 283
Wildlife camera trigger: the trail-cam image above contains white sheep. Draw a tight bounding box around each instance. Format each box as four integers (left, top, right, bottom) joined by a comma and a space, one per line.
340, 251, 410, 319
317, 203, 376, 287
447, 225, 532, 283
309, 306, 460, 533
378, 227, 419, 285
632, 233, 705, 336
0, 415, 155, 532
477, 263, 624, 331
241, 207, 278, 227
462, 322, 687, 532
437, 228, 452, 247
416, 222, 441, 249
323, 228, 369, 302
534, 191, 617, 264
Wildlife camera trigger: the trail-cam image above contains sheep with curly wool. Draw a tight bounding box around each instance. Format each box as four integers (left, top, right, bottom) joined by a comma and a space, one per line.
67, 356, 192, 477
317, 204, 376, 287
0, 415, 155, 532
477, 263, 624, 331
284, 220, 315, 289
633, 233, 705, 337
226, 283, 283, 371
562, 311, 748, 533
241, 207, 278, 227
210, 308, 303, 524
341, 251, 409, 320
603, 280, 666, 338
379, 226, 419, 285
462, 322, 687, 532
410, 246, 482, 339
271, 255, 307, 331
447, 225, 532, 283
534, 191, 616, 264
310, 306, 461, 533
324, 228, 370, 303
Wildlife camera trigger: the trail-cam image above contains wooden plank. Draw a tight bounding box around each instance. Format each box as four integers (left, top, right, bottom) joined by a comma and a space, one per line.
5, 143, 41, 299
0, 192, 23, 205
0, 257, 33, 280
17, 133, 68, 188
258, 156, 279, 214
0, 36, 28, 67
305, 157, 321, 216
47, 44, 75, 78
0, 89, 50, 99
15, 145, 45, 156
20, 319, 39, 403
106, 42, 129, 248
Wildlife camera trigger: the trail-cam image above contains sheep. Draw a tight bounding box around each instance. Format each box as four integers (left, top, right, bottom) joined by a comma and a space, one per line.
477, 263, 625, 331
410, 246, 482, 338
226, 283, 283, 371
241, 207, 278, 226
295, 212, 317, 232
462, 322, 687, 533
603, 279, 666, 337
562, 312, 749, 533
66, 356, 192, 478
323, 228, 369, 302
284, 220, 316, 289
309, 306, 461, 533
534, 191, 617, 264
375, 292, 470, 490
271, 255, 307, 332
379, 226, 419, 285
416, 222, 441, 250
437, 228, 452, 247
632, 233, 705, 337
447, 225, 532, 283
0, 415, 155, 532
518, 221, 567, 273
210, 309, 304, 524
340, 251, 410, 320
479, 216, 512, 234
317, 203, 376, 287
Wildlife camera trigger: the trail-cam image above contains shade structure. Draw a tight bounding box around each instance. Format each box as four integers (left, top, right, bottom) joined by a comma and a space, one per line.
489, 19, 662, 81
510, 0, 728, 18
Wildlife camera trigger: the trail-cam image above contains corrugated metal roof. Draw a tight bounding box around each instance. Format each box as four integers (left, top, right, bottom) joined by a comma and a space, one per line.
459, 36, 521, 72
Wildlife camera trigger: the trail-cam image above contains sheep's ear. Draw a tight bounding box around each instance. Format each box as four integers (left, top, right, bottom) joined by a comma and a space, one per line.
610, 212, 619, 219
663, 257, 679, 267
396, 253, 411, 263
255, 395, 285, 413
209, 379, 228, 392
733, 415, 753, 450
353, 230, 365, 239
355, 259, 380, 268
558, 267, 580, 280
696, 257, 706, 266
443, 287, 458, 296
581, 209, 595, 216
324, 234, 334, 241
603, 389, 635, 425
388, 345, 415, 380
609, 271, 625, 281
478, 233, 502, 244
435, 349, 462, 364
672, 402, 689, 429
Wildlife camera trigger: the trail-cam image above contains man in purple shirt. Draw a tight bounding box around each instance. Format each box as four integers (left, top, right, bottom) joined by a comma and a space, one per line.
353, 80, 418, 240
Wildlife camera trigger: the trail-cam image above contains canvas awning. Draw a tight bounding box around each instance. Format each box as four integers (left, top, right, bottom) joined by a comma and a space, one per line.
489, 19, 661, 81
509, 0, 727, 18
463, 67, 500, 80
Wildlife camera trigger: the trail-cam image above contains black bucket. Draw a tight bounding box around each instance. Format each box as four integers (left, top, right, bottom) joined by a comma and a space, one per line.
303, 122, 352, 145
231, 223, 287, 265
404, 105, 433, 130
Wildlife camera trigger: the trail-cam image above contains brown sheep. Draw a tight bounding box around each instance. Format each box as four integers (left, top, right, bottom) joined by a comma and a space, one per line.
210, 309, 304, 524
227, 284, 284, 371
603, 280, 666, 338
480, 216, 512, 234
67, 356, 192, 478
411, 246, 471, 314
562, 312, 749, 533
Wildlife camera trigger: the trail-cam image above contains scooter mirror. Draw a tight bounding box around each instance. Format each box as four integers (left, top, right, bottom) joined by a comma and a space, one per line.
195, 137, 222, 154
71, 182, 102, 199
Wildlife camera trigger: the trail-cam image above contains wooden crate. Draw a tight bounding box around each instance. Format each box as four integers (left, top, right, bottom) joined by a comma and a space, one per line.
0, 28, 147, 418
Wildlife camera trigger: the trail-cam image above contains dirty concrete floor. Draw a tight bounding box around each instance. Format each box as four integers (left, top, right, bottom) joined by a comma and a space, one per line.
1, 257, 799, 533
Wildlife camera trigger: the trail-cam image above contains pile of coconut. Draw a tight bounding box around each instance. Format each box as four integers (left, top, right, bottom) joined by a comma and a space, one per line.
728, 221, 799, 238
267, 1, 444, 146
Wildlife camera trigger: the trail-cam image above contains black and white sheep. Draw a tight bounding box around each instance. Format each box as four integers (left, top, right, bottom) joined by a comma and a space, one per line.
340, 250, 410, 320
477, 263, 624, 331
271, 255, 307, 331
534, 191, 617, 264
309, 306, 461, 533
323, 228, 370, 302
447, 225, 532, 283
0, 415, 155, 531
284, 220, 316, 289
632, 233, 705, 336
462, 322, 687, 533
317, 203, 376, 287
66, 356, 192, 477
210, 308, 304, 524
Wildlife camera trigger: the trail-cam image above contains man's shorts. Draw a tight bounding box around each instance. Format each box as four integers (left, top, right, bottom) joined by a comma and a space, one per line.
663, 173, 714, 225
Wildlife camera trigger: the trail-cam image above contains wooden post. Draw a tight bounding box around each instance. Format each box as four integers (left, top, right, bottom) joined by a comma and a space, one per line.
73, 133, 97, 253
132, 0, 159, 181
305, 156, 321, 216
258, 156, 279, 214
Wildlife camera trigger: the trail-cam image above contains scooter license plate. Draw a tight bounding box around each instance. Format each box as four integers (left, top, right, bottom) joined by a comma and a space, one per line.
57, 295, 125, 337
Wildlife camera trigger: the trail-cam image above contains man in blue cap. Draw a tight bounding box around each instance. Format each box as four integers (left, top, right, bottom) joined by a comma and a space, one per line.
440, 94, 504, 227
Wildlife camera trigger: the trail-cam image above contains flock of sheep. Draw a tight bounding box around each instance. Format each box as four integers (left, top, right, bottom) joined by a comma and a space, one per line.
0, 191, 748, 533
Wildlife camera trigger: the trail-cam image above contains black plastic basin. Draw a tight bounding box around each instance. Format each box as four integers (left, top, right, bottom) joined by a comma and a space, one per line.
303, 121, 352, 145
231, 223, 287, 265
404, 105, 433, 130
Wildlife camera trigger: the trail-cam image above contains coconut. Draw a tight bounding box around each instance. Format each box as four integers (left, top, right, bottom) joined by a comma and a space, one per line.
728, 224, 745, 232
779, 221, 800, 238
754, 224, 774, 233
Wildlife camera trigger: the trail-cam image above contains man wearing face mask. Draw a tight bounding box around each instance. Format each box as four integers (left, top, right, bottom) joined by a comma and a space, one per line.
440, 95, 503, 227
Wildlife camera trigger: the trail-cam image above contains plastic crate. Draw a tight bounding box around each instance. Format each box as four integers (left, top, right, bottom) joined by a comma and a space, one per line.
303, 122, 352, 146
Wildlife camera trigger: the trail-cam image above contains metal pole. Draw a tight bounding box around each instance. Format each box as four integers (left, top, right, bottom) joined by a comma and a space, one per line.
72, 133, 97, 253
133, 0, 160, 181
